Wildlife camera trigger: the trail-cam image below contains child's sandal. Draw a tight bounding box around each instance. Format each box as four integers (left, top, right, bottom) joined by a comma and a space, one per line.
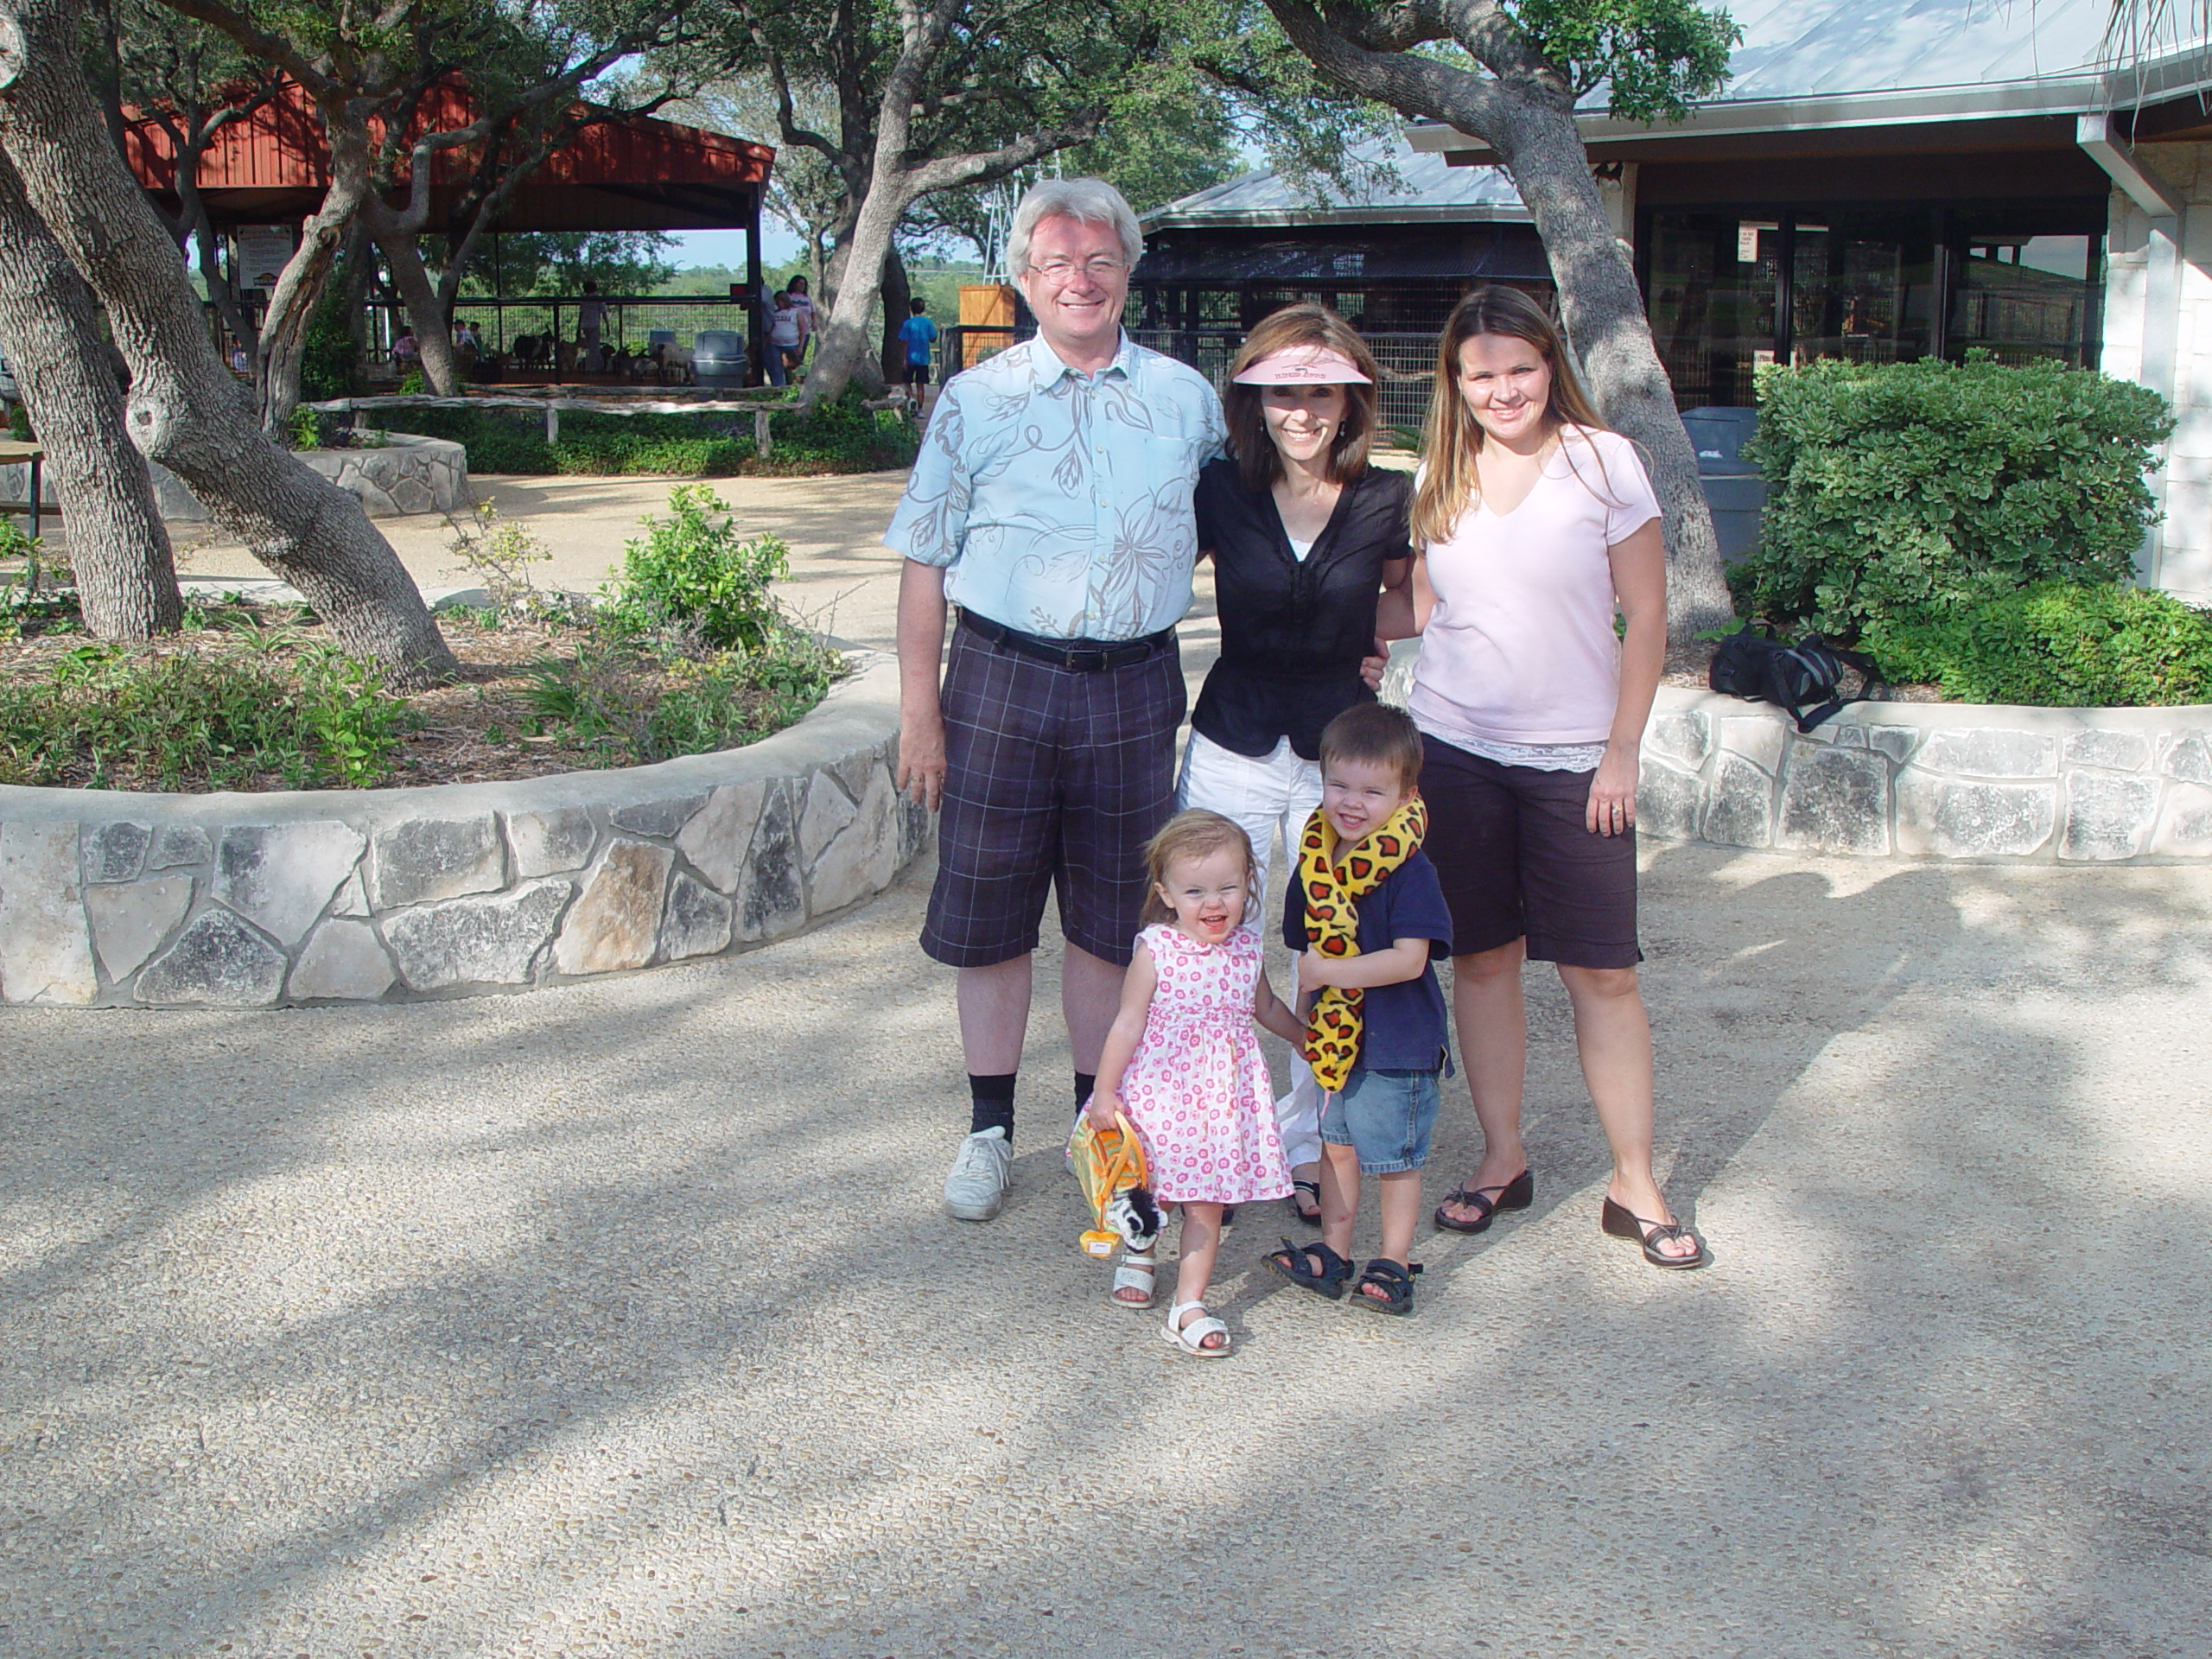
1351, 1257, 1422, 1317
1262, 1236, 1353, 1301
1110, 1247, 1157, 1308
1160, 1299, 1232, 1357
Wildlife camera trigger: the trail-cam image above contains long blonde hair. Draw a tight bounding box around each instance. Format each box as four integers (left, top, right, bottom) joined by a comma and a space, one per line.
1139, 810, 1259, 928
1411, 285, 1613, 548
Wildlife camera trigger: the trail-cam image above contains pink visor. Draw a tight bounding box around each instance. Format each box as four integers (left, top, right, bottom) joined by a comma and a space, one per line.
1232, 346, 1372, 385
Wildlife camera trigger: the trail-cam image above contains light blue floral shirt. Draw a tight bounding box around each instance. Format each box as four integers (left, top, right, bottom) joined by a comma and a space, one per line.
885, 334, 1226, 640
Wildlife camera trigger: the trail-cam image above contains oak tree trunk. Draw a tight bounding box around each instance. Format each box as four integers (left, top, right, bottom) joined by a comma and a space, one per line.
0, 0, 458, 686
879, 241, 913, 384
1491, 89, 1734, 639
0, 147, 183, 639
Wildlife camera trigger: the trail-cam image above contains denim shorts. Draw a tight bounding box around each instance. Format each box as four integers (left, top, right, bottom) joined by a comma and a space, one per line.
1319, 1065, 1441, 1174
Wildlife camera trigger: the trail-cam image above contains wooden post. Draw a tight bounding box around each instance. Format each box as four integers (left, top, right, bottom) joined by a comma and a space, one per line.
753, 407, 772, 458
545, 404, 559, 445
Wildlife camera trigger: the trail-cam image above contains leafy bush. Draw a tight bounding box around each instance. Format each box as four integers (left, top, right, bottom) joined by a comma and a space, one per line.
385, 389, 916, 479
602, 484, 790, 652
300, 275, 364, 400
1859, 580, 2212, 706
1733, 354, 2172, 637
0, 642, 414, 788
287, 405, 328, 451
520, 629, 840, 766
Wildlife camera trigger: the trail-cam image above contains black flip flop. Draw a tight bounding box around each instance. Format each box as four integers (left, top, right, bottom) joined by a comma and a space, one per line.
1600, 1198, 1708, 1270
1433, 1168, 1534, 1235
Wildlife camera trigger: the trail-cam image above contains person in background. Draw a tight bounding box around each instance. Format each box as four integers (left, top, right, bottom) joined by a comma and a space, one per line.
786, 274, 817, 363
766, 291, 802, 388
577, 282, 607, 373
391, 330, 419, 364
898, 297, 938, 414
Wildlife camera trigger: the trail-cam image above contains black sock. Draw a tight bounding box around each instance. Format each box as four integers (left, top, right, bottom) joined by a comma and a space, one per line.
968, 1072, 1016, 1139
1073, 1072, 1096, 1114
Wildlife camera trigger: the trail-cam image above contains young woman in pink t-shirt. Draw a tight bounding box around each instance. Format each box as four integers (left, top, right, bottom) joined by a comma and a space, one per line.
1382, 285, 1705, 1269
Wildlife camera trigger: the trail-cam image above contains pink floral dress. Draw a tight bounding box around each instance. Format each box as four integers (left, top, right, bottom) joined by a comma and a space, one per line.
1120, 923, 1292, 1206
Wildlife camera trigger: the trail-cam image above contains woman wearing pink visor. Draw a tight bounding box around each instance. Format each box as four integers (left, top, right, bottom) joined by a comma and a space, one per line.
1178, 303, 1414, 1230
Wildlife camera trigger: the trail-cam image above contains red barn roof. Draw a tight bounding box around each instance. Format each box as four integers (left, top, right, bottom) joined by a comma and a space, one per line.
127, 80, 773, 232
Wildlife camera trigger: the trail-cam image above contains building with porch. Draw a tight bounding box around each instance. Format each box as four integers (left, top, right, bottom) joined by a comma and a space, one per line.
1412, 0, 2212, 599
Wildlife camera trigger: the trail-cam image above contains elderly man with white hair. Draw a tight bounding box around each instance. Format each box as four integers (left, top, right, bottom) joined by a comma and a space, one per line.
887, 177, 1227, 1223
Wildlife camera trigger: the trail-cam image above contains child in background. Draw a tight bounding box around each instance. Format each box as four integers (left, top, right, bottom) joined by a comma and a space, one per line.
1263, 702, 1454, 1316
1087, 811, 1306, 1357
898, 298, 938, 412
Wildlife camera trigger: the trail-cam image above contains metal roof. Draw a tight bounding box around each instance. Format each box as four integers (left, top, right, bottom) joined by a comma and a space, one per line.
1142, 134, 1528, 229
1409, 0, 2212, 157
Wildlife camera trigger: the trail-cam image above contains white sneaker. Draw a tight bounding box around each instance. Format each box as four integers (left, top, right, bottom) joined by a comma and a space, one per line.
944, 1127, 1012, 1221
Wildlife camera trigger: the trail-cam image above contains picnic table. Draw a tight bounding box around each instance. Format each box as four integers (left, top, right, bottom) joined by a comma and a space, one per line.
0, 438, 47, 541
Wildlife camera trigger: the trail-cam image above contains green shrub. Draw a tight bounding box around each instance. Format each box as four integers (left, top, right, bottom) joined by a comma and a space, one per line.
603, 484, 791, 652
1734, 353, 2172, 637
287, 405, 327, 452
0, 642, 413, 788
300, 274, 364, 401
1859, 580, 2212, 706
520, 629, 839, 766
377, 391, 916, 479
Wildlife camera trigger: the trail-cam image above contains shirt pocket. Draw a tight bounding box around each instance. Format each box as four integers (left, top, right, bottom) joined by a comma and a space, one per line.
1142, 434, 1204, 491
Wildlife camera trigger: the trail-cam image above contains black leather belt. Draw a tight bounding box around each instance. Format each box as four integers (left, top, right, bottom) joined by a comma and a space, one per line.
959, 611, 1175, 672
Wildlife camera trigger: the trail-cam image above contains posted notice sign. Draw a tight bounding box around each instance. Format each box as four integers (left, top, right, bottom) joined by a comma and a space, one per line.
235, 226, 297, 290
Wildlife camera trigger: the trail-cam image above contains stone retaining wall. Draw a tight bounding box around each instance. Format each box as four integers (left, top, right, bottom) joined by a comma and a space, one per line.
1377, 649, 2212, 863
1638, 688, 2212, 861
0, 652, 925, 1008
147, 434, 468, 523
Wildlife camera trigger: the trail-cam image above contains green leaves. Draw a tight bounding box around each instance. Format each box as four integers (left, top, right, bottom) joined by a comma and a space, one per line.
1732, 354, 2173, 642
603, 483, 791, 652
1508, 0, 1738, 118
1859, 581, 2212, 707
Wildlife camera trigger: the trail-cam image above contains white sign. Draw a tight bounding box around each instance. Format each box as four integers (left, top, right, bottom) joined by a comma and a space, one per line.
1737, 221, 1777, 264
234, 225, 297, 290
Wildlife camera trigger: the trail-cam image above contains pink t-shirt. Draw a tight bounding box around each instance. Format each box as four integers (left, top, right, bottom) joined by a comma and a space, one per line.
1408, 426, 1661, 748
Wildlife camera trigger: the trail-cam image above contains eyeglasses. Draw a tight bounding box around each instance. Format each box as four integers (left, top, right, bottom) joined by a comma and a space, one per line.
1025, 256, 1129, 284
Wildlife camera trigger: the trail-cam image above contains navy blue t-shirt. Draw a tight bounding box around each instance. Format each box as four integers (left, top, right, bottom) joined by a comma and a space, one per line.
1282, 848, 1453, 1073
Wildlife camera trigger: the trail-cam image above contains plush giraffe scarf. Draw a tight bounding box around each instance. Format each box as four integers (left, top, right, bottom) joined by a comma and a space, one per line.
1297, 792, 1427, 1091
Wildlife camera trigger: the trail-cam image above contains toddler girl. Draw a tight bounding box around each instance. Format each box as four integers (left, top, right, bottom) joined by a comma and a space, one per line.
1087, 810, 1306, 1356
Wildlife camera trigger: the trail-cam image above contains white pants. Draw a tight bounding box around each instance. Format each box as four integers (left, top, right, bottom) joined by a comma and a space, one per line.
1177, 731, 1326, 1170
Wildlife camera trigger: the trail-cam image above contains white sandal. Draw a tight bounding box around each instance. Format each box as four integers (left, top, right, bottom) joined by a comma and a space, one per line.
1110, 1248, 1157, 1308
1160, 1299, 1232, 1357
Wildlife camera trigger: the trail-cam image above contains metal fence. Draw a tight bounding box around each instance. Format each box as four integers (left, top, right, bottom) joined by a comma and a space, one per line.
939, 322, 1440, 439
365, 295, 755, 360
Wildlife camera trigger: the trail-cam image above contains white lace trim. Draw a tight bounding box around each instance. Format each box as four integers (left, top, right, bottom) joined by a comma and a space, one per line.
1448, 733, 1606, 772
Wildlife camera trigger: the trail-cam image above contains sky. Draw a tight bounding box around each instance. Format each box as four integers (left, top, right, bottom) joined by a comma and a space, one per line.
665, 226, 802, 270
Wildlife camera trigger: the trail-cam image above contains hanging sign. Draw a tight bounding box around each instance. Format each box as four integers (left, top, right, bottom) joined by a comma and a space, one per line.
235, 225, 298, 290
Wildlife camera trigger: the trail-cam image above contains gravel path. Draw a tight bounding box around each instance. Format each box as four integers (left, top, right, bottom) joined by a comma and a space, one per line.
4, 842, 2209, 1657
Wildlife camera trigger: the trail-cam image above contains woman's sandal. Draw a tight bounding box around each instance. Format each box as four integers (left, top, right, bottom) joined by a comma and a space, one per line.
1160, 1299, 1232, 1357
1433, 1168, 1534, 1235
1261, 1236, 1353, 1301
1350, 1257, 1422, 1316
1110, 1247, 1157, 1307
1287, 1179, 1324, 1226
1600, 1197, 1709, 1271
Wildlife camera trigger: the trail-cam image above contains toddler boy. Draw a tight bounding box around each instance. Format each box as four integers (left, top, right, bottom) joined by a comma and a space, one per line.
1264, 702, 1452, 1315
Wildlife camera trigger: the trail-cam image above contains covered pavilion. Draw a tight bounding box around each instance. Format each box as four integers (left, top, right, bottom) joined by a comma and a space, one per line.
123, 81, 777, 383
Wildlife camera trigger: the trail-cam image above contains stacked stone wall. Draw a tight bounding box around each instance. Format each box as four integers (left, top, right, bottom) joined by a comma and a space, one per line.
0, 653, 925, 1008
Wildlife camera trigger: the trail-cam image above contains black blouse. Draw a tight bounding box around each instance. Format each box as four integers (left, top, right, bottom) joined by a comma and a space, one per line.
1192, 459, 1414, 760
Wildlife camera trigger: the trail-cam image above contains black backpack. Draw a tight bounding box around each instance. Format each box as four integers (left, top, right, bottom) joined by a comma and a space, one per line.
1707, 625, 1880, 734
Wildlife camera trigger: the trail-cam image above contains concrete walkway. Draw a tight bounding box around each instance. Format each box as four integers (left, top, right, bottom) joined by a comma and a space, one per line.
8, 473, 2209, 1656
3, 843, 2209, 1656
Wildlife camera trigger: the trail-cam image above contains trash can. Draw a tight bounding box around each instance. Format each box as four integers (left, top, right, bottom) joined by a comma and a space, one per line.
691, 330, 745, 390
1679, 405, 1765, 565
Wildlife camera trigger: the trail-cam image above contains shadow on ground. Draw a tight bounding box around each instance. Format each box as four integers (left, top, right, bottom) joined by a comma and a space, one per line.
2, 843, 2208, 1657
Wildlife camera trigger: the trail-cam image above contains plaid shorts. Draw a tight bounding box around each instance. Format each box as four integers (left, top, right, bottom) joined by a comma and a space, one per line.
920, 621, 1185, 968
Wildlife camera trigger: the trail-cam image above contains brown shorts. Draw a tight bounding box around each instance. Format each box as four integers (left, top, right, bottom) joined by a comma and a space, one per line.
1418, 734, 1642, 969
920, 621, 1185, 969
